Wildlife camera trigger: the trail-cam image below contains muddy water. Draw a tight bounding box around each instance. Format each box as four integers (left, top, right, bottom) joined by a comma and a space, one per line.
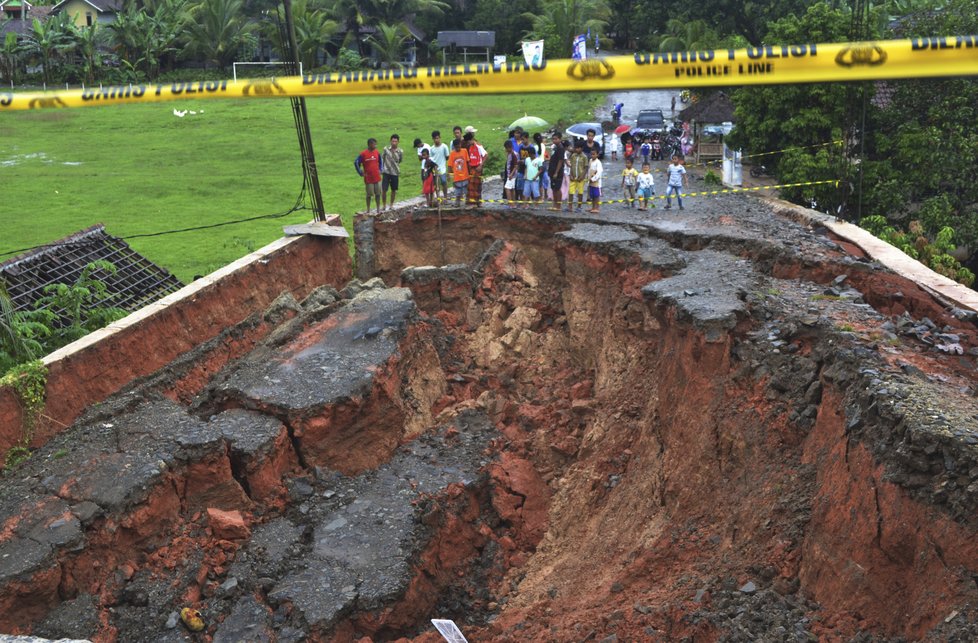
596, 88, 684, 124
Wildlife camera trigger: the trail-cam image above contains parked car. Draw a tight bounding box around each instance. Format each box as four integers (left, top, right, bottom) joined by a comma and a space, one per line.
636, 109, 665, 132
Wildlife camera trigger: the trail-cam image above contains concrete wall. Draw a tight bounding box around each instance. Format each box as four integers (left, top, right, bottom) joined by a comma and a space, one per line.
0, 233, 352, 461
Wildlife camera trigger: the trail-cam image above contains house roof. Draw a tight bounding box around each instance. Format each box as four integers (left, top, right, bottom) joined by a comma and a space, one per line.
50, 0, 121, 14
677, 91, 736, 124
0, 225, 183, 318
436, 30, 496, 49
0, 0, 33, 9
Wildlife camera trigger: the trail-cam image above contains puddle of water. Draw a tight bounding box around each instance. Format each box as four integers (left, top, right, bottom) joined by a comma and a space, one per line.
0, 152, 82, 167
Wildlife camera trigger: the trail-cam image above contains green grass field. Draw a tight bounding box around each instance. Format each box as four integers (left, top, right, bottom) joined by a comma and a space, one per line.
0, 92, 601, 282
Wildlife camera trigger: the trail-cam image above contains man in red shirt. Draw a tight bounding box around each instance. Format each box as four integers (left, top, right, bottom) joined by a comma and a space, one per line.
354, 137, 383, 214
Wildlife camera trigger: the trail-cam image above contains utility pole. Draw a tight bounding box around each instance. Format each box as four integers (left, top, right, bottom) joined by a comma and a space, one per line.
842, 0, 871, 221
282, 0, 326, 222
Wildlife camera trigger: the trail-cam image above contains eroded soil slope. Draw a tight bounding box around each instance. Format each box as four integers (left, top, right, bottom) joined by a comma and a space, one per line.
3, 196, 978, 642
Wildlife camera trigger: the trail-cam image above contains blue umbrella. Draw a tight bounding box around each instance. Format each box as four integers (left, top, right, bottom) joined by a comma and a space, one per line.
565, 122, 603, 140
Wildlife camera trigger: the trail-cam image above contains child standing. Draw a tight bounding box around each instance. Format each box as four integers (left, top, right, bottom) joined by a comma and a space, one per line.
637, 162, 656, 210
609, 132, 620, 161
448, 139, 469, 207
421, 148, 437, 207
503, 139, 519, 205
640, 137, 652, 165
354, 137, 383, 214
381, 134, 403, 211
665, 155, 688, 210
567, 143, 588, 211
587, 148, 603, 214
623, 136, 634, 162
429, 130, 451, 202
621, 157, 638, 208
523, 146, 543, 205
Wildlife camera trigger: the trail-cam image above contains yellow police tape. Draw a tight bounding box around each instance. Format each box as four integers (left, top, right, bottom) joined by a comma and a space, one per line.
742, 140, 844, 159
440, 179, 839, 207
1, 36, 977, 111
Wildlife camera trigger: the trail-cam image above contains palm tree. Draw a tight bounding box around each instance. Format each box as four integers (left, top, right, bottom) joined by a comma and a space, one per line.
108, 6, 146, 67
75, 23, 107, 84
0, 31, 21, 84
264, 0, 338, 68
364, 21, 410, 68
24, 13, 77, 85
656, 18, 718, 52
185, 0, 256, 70
0, 282, 43, 375
145, 0, 191, 78
524, 0, 609, 59
367, 0, 450, 24
329, 0, 369, 56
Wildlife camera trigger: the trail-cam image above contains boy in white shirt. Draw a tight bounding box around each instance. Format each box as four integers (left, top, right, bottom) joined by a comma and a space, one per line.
637, 162, 656, 210
587, 148, 603, 214
665, 155, 688, 210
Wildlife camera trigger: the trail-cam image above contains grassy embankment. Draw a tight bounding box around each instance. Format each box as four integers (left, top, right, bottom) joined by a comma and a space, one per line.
0, 92, 601, 282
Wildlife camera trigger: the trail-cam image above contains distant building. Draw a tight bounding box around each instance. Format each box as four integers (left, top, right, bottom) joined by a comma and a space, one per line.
436, 31, 496, 64
49, 0, 121, 28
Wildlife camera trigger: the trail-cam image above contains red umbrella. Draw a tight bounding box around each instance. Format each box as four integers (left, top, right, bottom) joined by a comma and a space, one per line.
614, 124, 631, 134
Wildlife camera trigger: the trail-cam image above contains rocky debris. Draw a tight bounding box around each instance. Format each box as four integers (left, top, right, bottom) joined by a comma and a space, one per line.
400, 264, 474, 315
203, 287, 446, 474
209, 292, 416, 415
238, 411, 496, 635
212, 595, 274, 643
555, 223, 686, 274
642, 250, 754, 336
691, 583, 819, 642
207, 508, 251, 540
33, 594, 98, 641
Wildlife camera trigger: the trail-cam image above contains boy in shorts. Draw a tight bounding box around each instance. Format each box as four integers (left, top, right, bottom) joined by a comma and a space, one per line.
522, 146, 543, 205
621, 157, 638, 208
567, 143, 588, 211
587, 148, 603, 214
381, 134, 403, 210
354, 137, 382, 214
637, 162, 656, 210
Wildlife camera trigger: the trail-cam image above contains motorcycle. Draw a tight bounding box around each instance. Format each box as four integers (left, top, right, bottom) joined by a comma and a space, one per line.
749, 164, 774, 178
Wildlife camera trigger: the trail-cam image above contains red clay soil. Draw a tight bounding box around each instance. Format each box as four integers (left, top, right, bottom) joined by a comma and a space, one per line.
377, 218, 978, 642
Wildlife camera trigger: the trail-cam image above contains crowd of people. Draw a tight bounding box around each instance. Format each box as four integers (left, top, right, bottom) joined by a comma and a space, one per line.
354, 123, 691, 214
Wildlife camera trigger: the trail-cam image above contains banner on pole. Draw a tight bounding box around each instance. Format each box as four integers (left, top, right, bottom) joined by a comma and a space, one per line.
572, 34, 587, 61
522, 40, 545, 67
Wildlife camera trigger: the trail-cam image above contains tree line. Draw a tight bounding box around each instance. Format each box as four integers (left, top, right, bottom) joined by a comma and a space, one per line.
0, 0, 455, 85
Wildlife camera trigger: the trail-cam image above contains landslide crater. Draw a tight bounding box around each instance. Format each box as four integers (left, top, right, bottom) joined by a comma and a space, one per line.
4, 200, 978, 642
